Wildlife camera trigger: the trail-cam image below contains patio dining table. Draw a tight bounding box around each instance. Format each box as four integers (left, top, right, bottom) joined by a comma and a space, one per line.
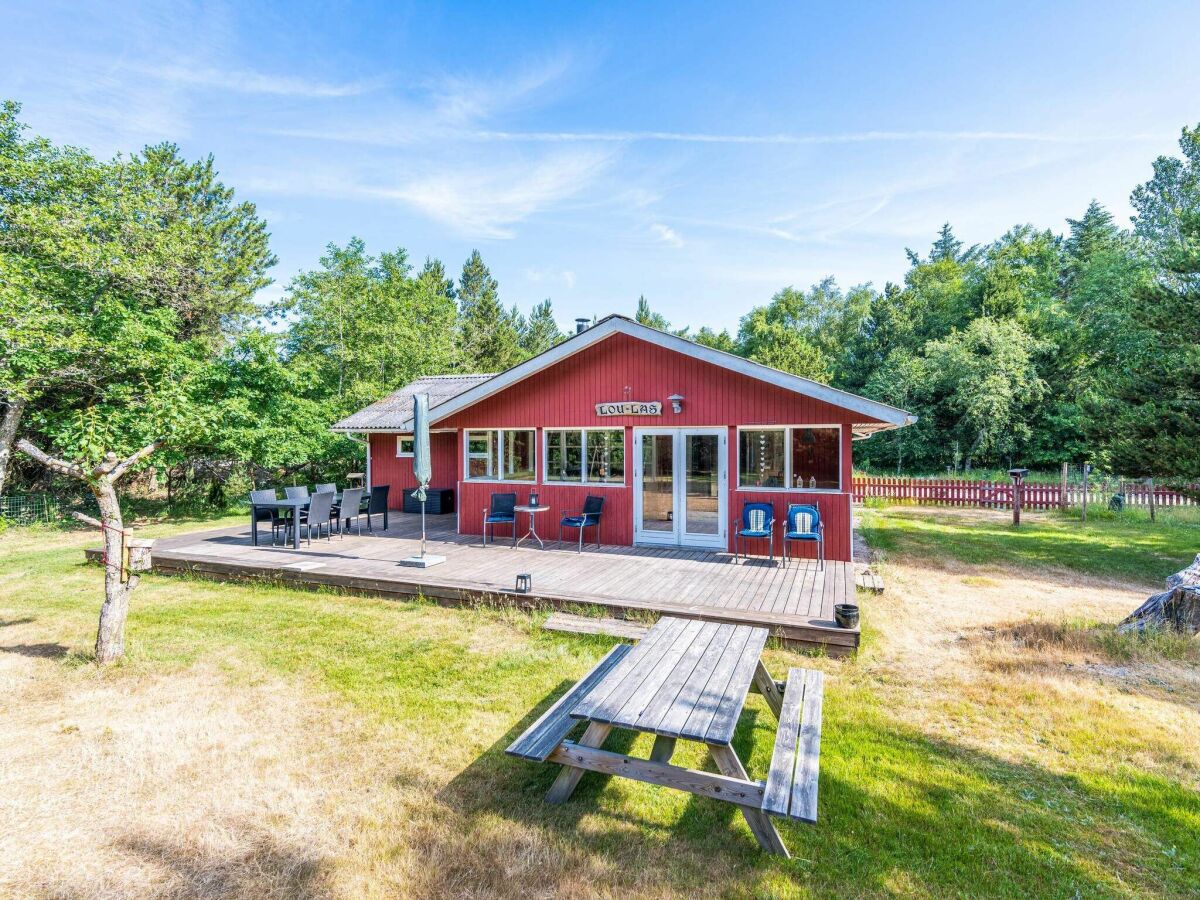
506, 615, 825, 857
250, 491, 372, 549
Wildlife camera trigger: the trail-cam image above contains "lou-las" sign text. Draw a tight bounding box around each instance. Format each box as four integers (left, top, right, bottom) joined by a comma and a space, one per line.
595, 401, 662, 417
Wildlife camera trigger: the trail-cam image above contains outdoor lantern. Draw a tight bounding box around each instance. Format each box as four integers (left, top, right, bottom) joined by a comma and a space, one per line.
668, 393, 684, 413
516, 573, 532, 593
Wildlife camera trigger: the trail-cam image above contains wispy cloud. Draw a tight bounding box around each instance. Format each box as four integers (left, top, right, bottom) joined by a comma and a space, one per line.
650, 222, 684, 247
468, 129, 1169, 146
131, 63, 380, 98
525, 267, 577, 288
243, 149, 613, 239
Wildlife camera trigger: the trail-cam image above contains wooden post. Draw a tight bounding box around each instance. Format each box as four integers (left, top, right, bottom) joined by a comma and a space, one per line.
1060, 462, 1068, 511
1148, 477, 1156, 522
1081, 464, 1090, 524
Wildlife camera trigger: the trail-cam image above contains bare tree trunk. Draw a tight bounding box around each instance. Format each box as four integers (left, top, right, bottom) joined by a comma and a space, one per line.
90, 478, 138, 663
0, 396, 27, 496
17, 437, 161, 665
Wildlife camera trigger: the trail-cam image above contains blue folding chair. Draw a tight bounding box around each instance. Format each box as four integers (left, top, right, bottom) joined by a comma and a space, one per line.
782, 503, 824, 569
483, 492, 517, 546
733, 501, 776, 563
559, 495, 605, 552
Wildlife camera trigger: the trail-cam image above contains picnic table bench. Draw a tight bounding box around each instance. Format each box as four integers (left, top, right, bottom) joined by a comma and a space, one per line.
506, 616, 824, 857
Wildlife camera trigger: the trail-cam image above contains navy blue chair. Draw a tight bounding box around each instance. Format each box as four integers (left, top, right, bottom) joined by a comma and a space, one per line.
733, 501, 776, 563
559, 495, 605, 552
364, 484, 390, 532
483, 492, 517, 546
782, 503, 824, 569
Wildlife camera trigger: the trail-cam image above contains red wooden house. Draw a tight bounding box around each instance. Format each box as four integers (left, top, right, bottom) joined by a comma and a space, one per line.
333, 315, 913, 562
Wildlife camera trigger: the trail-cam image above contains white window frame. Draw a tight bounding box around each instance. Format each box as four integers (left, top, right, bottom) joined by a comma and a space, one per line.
542, 427, 627, 488
463, 428, 537, 483
396, 435, 415, 458
735, 424, 843, 493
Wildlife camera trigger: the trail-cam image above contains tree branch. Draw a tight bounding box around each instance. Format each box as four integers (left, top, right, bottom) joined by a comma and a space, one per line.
109, 440, 164, 482
72, 511, 102, 528
15, 438, 87, 480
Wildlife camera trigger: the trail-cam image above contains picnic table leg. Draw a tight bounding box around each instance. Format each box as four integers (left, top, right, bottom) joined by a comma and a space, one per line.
752, 659, 784, 719
708, 744, 790, 858
649, 735, 676, 764
251, 506, 259, 547
546, 722, 612, 804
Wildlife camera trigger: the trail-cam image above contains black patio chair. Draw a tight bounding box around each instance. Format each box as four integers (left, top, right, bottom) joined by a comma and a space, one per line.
285, 485, 310, 501
314, 483, 337, 494
294, 490, 335, 545
334, 487, 365, 537
365, 484, 390, 531
559, 495, 605, 552
483, 492, 517, 546
250, 488, 287, 546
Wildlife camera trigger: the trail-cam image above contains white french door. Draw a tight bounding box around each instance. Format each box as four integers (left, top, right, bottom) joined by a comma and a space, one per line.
633, 428, 727, 549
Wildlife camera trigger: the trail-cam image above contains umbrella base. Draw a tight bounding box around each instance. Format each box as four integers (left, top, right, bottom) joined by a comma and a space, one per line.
398, 554, 446, 568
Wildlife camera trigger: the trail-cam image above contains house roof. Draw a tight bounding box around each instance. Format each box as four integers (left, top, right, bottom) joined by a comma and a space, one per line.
330, 374, 494, 432
332, 315, 916, 437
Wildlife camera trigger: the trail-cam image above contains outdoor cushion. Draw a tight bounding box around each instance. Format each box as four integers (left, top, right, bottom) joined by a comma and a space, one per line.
561, 514, 598, 526
786, 511, 817, 538
485, 512, 516, 523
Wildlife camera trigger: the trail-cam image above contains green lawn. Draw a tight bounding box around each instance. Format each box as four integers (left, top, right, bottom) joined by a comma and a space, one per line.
1, 513, 1198, 897
859, 505, 1200, 586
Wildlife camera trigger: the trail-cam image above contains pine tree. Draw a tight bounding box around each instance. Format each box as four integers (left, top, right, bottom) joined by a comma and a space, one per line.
457, 250, 522, 372
930, 223, 963, 262
634, 295, 671, 330
1066, 201, 1119, 262
521, 299, 565, 356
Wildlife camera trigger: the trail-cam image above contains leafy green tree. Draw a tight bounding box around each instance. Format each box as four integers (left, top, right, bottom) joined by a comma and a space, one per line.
457, 250, 523, 371
692, 326, 738, 353
922, 318, 1046, 469
0, 101, 274, 492
520, 298, 565, 356
1101, 124, 1200, 477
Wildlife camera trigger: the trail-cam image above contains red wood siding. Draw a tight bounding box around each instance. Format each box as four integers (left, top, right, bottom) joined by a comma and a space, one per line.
369, 432, 457, 509
436, 333, 882, 430
372, 333, 870, 560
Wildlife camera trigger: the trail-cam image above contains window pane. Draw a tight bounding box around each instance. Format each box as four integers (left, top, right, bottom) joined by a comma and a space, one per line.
547, 431, 583, 482
467, 430, 491, 479
790, 427, 840, 489
586, 430, 624, 483
467, 431, 489, 455
739, 430, 784, 488
502, 430, 535, 480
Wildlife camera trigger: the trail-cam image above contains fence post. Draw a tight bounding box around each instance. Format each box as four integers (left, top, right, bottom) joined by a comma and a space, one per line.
1060, 462, 1068, 511
1148, 477, 1156, 522
1082, 464, 1089, 523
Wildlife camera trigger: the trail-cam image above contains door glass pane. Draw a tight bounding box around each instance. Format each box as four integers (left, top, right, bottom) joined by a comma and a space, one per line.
685, 434, 719, 535
641, 435, 674, 532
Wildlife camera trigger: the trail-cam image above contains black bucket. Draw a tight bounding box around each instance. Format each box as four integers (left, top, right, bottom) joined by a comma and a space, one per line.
834, 603, 860, 629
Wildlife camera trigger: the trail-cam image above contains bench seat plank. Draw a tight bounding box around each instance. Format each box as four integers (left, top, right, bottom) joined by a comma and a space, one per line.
506, 643, 633, 761
762, 667, 824, 822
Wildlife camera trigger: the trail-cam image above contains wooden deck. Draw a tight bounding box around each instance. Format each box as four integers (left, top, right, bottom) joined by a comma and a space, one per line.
101, 513, 859, 654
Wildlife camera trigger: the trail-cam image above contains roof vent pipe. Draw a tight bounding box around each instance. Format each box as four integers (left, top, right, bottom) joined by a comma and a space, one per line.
575, 317, 589, 334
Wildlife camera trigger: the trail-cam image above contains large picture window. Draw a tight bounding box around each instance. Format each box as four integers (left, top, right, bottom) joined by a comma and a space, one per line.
465, 429, 535, 481
546, 429, 624, 485
790, 427, 840, 489
738, 426, 841, 491
738, 430, 785, 488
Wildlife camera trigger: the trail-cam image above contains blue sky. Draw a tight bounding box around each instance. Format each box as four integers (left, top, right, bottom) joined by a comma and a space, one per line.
3, 0, 1199, 332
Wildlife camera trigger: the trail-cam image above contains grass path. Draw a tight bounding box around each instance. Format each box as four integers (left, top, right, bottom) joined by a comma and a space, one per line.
1, 510, 1198, 897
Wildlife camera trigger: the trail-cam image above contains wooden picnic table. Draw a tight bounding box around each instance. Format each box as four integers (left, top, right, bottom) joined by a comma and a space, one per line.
507, 616, 824, 857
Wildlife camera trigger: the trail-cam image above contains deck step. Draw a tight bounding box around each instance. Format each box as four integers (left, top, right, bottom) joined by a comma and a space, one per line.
854, 568, 885, 594
543, 612, 650, 640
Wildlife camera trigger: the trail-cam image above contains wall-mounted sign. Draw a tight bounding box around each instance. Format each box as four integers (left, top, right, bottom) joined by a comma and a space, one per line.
595, 401, 662, 417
